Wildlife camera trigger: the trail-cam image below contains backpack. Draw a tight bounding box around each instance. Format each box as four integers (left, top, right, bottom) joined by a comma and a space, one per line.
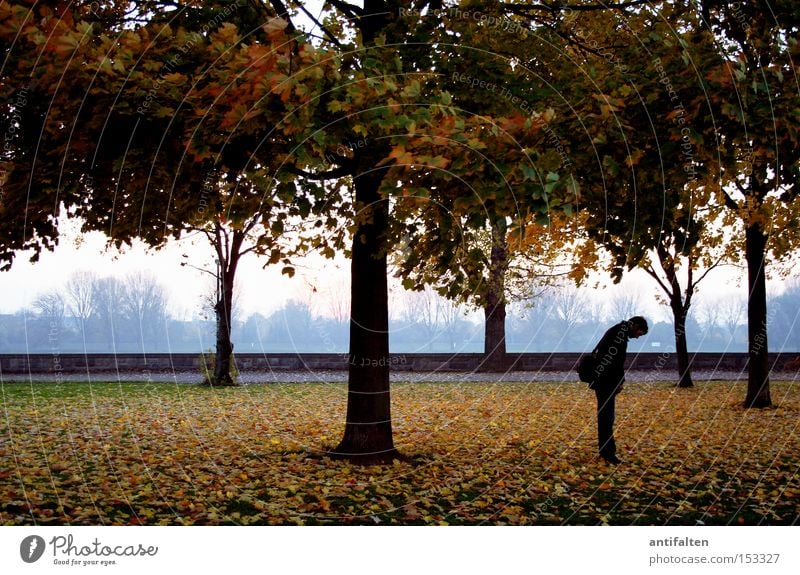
576, 353, 597, 383
577, 340, 601, 385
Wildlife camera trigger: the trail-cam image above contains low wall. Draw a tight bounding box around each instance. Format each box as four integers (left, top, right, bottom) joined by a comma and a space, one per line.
0, 352, 797, 374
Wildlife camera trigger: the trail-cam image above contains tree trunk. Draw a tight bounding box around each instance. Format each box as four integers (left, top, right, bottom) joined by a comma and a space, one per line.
671, 299, 694, 388
744, 222, 772, 408
332, 167, 399, 463
481, 218, 509, 372
210, 231, 243, 387
329, 0, 406, 463
212, 274, 235, 386
483, 299, 507, 371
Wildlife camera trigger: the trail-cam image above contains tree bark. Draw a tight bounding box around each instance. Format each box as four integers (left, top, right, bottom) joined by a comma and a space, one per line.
670, 295, 694, 388
651, 245, 696, 388
209, 229, 243, 387
212, 275, 235, 386
483, 299, 507, 371
481, 218, 509, 372
332, 167, 399, 463
744, 222, 772, 408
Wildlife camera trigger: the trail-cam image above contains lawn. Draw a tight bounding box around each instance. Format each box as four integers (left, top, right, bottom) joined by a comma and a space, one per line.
1, 379, 798, 525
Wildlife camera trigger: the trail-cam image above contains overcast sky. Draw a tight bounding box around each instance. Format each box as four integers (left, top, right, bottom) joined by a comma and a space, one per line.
0, 213, 759, 325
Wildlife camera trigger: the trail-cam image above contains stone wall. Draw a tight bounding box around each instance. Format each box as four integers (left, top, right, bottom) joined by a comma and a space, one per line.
1, 352, 797, 374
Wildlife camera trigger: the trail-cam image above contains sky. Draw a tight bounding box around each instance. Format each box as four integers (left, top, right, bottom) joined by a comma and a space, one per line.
0, 212, 760, 326
0, 220, 347, 320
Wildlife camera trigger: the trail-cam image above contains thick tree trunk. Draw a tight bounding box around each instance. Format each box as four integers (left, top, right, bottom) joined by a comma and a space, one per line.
483, 299, 507, 371
332, 0, 400, 463
744, 222, 772, 408
481, 219, 509, 372
332, 168, 399, 463
671, 296, 694, 388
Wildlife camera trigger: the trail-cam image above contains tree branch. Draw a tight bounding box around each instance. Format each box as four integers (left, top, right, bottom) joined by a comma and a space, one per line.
325, 0, 364, 20
505, 0, 651, 13
691, 252, 727, 289
723, 187, 740, 210
282, 163, 355, 181
645, 263, 673, 299
266, 0, 298, 34
296, 3, 345, 48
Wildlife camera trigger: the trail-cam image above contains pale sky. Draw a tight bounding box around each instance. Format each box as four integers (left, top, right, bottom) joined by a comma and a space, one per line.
0, 214, 757, 325
0, 221, 344, 320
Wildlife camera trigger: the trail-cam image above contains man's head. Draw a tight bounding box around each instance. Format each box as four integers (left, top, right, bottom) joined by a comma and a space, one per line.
628, 316, 648, 339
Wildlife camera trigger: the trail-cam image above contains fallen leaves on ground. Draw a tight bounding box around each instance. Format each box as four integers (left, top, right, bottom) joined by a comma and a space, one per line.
0, 380, 798, 525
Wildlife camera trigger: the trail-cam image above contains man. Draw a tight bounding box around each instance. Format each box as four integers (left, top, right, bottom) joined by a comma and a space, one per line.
589, 316, 648, 464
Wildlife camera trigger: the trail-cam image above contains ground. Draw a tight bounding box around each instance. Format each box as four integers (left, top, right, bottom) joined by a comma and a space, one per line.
0, 379, 798, 525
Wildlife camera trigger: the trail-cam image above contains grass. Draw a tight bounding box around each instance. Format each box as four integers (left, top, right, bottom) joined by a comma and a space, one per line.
0, 379, 798, 525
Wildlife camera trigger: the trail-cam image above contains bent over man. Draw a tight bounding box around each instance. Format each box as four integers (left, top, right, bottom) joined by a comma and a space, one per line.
589, 316, 648, 464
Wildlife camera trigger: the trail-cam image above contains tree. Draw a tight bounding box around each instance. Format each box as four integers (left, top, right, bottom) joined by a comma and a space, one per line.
770, 281, 800, 352
551, 283, 589, 350
91, 276, 122, 351
269, 0, 585, 458
609, 292, 644, 324
436, 294, 465, 352
31, 290, 67, 347
401, 286, 442, 351
530, 4, 736, 387
119, 271, 169, 351
695, 297, 722, 348
386, 10, 586, 371
684, 0, 800, 406
64, 270, 98, 340
0, 1, 336, 384
323, 278, 350, 335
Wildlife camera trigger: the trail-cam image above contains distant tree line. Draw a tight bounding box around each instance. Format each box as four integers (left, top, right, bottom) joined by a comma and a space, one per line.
5, 271, 800, 354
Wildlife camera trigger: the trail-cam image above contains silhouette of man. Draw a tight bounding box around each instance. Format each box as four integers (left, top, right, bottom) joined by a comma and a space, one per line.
589, 316, 648, 464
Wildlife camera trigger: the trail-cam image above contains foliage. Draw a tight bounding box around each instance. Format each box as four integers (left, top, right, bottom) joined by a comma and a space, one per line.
1, 381, 798, 525
387, 15, 583, 308
0, 0, 335, 248
0, 0, 343, 384
684, 0, 800, 405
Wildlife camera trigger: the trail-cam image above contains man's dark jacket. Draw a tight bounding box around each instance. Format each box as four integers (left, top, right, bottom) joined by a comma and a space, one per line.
590, 321, 632, 392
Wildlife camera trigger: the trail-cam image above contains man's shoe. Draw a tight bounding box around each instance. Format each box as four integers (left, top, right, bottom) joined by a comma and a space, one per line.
601, 454, 622, 465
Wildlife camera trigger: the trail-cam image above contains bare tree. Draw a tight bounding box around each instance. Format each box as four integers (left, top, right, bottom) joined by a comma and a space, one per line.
402, 286, 441, 351
325, 277, 351, 331
719, 295, 746, 346
32, 291, 66, 346
64, 270, 98, 337
609, 291, 643, 321
587, 299, 607, 326
437, 296, 464, 352
695, 297, 721, 345
119, 271, 169, 349
33, 291, 66, 324
553, 285, 587, 326
551, 284, 589, 350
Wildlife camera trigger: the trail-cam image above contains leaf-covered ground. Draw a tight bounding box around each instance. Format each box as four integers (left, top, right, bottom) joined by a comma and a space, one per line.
1, 380, 798, 525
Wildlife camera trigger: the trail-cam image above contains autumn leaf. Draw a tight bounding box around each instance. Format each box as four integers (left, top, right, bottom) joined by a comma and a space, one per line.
1, 381, 797, 526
